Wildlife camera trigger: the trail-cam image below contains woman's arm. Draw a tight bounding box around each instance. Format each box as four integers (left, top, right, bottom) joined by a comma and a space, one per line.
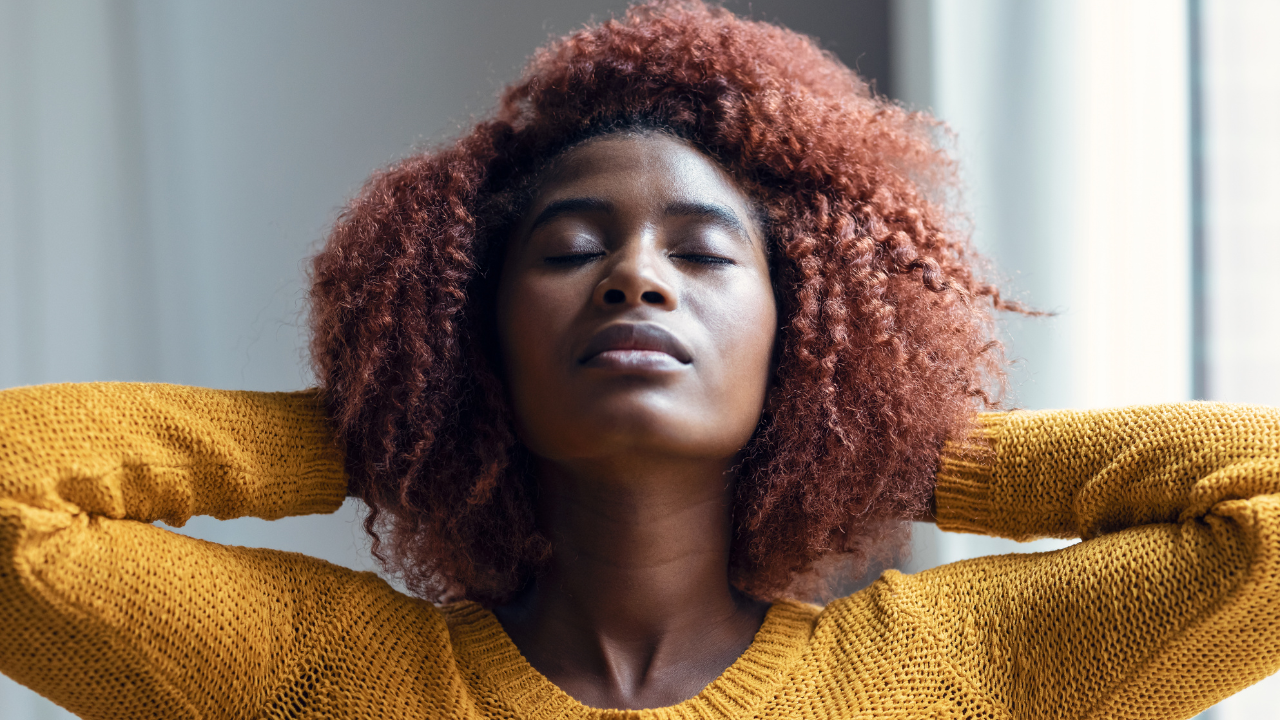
918, 403, 1280, 717
0, 382, 350, 719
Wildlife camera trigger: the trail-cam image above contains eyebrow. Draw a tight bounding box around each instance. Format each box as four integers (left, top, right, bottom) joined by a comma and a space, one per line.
527, 197, 614, 235
663, 200, 752, 242
527, 197, 753, 242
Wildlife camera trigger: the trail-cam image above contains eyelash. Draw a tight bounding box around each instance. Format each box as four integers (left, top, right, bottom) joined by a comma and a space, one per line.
544, 252, 605, 266
673, 253, 733, 266
543, 252, 733, 266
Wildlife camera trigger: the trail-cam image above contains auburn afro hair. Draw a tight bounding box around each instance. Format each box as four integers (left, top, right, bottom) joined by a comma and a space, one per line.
308, 0, 1018, 605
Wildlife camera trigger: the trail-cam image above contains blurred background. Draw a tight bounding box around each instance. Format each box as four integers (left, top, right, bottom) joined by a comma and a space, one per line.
1, 0, 1276, 717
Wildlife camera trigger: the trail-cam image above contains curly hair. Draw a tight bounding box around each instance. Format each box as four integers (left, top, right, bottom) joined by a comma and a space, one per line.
309, 0, 1018, 606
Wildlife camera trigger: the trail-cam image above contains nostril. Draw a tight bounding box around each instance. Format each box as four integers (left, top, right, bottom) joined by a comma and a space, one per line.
603, 288, 626, 304
640, 291, 664, 304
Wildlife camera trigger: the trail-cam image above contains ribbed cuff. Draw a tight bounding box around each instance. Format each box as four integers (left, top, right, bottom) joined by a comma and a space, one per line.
250, 388, 349, 519
281, 465, 348, 516
934, 412, 1006, 535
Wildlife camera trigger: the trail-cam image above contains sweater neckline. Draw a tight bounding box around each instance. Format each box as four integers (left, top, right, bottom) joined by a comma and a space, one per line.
441, 598, 818, 720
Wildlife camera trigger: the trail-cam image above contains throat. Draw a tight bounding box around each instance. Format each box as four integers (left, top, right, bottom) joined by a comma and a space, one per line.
495, 581, 770, 710
491, 457, 770, 710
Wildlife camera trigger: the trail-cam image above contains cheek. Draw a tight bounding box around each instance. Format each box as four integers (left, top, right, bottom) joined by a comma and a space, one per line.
495, 271, 585, 442
699, 279, 778, 429
498, 277, 562, 389
711, 272, 776, 367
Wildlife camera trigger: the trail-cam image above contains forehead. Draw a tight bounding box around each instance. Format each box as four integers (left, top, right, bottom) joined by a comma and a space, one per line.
532, 133, 754, 211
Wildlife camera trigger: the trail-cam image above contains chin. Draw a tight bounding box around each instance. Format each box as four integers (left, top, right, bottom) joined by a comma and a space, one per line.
514, 387, 760, 463
544, 414, 751, 466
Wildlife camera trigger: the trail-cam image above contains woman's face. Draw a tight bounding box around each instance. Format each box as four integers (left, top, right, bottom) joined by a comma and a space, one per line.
496, 133, 776, 467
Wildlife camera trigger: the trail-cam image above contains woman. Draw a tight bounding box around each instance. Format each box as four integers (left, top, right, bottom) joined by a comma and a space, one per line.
1, 2, 1277, 717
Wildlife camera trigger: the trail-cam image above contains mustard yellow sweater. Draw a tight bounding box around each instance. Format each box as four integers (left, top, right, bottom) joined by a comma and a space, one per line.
1, 383, 1278, 719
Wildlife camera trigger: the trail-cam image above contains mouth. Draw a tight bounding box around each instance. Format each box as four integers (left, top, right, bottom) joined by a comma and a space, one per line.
578, 322, 694, 367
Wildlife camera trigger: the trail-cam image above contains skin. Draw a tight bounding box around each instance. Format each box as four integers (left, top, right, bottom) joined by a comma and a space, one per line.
493, 132, 778, 710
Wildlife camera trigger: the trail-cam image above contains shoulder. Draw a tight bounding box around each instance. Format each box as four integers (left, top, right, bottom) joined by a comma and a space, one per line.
311, 563, 452, 652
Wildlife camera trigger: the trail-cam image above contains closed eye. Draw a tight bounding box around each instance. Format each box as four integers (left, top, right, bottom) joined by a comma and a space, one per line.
672, 253, 734, 266
544, 252, 605, 266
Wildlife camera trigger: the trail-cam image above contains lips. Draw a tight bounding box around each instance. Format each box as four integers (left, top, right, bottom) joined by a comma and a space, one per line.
578, 323, 693, 365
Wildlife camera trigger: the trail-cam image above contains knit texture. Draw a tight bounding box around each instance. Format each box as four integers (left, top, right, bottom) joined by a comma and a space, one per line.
1, 383, 1277, 719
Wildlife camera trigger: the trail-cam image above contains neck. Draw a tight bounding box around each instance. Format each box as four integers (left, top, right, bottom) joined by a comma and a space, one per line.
493, 454, 769, 710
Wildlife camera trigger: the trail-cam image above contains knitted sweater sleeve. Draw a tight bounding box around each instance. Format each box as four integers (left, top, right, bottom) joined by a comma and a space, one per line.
923, 402, 1280, 718
0, 382, 350, 720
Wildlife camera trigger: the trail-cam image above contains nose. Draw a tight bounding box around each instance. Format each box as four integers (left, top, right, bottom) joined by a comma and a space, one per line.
592, 244, 677, 311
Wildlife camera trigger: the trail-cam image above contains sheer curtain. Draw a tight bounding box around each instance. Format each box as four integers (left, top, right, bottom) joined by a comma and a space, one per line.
895, 1, 1280, 716
1199, 0, 1280, 714
894, 0, 1191, 569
